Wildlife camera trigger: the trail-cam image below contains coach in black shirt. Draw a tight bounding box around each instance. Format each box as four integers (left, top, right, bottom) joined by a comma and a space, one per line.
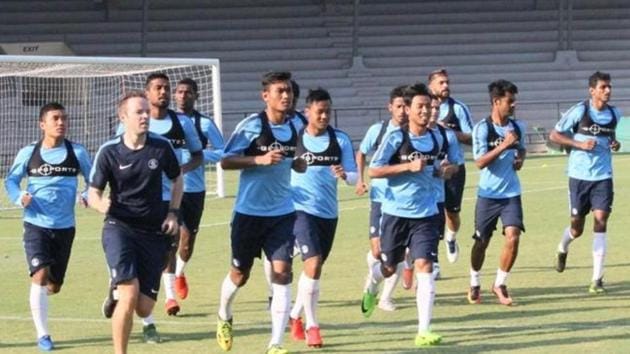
88, 90, 182, 354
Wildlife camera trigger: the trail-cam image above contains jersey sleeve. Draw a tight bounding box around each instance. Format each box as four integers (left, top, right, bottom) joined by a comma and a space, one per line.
223, 116, 261, 157
162, 142, 182, 180
370, 130, 403, 167
4, 146, 34, 205
454, 102, 474, 134
359, 123, 381, 155
179, 115, 203, 153
337, 131, 358, 173
446, 129, 464, 165
472, 122, 489, 160
74, 144, 93, 196
90, 145, 112, 190
516, 120, 528, 150
554, 103, 584, 134
202, 117, 225, 163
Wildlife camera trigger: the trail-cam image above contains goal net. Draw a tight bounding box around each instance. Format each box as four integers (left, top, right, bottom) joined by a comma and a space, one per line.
0, 55, 224, 210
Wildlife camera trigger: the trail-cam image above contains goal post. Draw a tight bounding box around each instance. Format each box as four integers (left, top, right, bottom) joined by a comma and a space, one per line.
0, 55, 225, 210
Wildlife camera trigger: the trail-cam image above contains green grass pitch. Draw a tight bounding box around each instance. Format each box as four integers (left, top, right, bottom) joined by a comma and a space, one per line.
1, 154, 629, 353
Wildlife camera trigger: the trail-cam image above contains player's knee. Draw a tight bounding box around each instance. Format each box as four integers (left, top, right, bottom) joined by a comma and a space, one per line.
382, 264, 397, 278
230, 268, 250, 287
47, 283, 61, 295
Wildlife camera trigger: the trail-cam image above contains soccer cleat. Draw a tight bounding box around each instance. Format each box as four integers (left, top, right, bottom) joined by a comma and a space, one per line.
306, 326, 323, 348
555, 251, 568, 273
174, 275, 188, 300
165, 299, 180, 316
102, 285, 118, 319
289, 317, 305, 341
360, 291, 377, 318
377, 297, 396, 312
401, 267, 414, 290
467, 286, 481, 304
37, 335, 54, 351
216, 317, 233, 351
432, 262, 441, 280
265, 345, 289, 354
492, 285, 513, 306
142, 324, 161, 344
445, 240, 459, 263
589, 278, 606, 294
414, 331, 442, 347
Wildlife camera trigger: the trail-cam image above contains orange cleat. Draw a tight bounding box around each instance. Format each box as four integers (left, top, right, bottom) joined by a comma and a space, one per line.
306, 326, 323, 348
175, 275, 189, 300
165, 298, 180, 316
290, 317, 305, 341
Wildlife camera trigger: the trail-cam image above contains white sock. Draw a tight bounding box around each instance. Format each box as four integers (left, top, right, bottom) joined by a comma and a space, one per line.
470, 269, 481, 287
289, 272, 304, 320
298, 273, 320, 329
445, 228, 457, 242
30, 284, 49, 338
263, 257, 273, 298
494, 269, 509, 287
141, 314, 155, 326
381, 262, 402, 302
175, 254, 187, 277
592, 232, 607, 281
269, 283, 291, 347
365, 262, 384, 294
218, 274, 239, 321
558, 227, 575, 253
162, 273, 176, 301
366, 251, 379, 274
416, 272, 435, 332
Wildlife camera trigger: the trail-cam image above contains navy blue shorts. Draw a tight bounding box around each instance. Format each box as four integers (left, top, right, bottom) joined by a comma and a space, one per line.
444, 164, 466, 213
435, 202, 445, 239
569, 178, 613, 217
368, 201, 382, 239
294, 211, 338, 262
230, 212, 296, 271
181, 191, 205, 235
101, 218, 172, 301
379, 213, 439, 267
23, 222, 75, 285
473, 196, 524, 240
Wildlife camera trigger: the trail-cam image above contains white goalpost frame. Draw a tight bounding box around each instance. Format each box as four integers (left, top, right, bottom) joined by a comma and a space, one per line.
0, 55, 225, 205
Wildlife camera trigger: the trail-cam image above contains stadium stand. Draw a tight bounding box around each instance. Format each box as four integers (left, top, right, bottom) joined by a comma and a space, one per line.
1, 0, 630, 146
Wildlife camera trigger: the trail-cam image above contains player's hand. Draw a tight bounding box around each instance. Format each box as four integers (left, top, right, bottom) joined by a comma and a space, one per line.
578, 138, 597, 151
513, 155, 524, 171
501, 131, 519, 148
439, 160, 457, 180
96, 198, 111, 214
21, 192, 32, 208
256, 149, 285, 166
161, 213, 179, 236
407, 158, 425, 173
292, 156, 307, 173
610, 139, 621, 152
78, 195, 89, 208
330, 165, 347, 180
355, 181, 368, 195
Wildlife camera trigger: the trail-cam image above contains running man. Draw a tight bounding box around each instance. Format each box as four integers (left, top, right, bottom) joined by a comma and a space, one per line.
550, 71, 621, 294
468, 79, 526, 306
356, 85, 408, 310
287, 88, 357, 348
172, 78, 224, 300
5, 102, 92, 352
216, 71, 306, 354
88, 91, 183, 354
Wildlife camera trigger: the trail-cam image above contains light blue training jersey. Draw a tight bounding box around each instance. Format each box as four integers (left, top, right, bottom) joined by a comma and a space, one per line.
554, 100, 621, 181
438, 98, 474, 161
178, 111, 225, 193
5, 141, 92, 229
359, 120, 401, 202
292, 128, 357, 219
116, 112, 202, 200
472, 118, 527, 199
370, 129, 439, 219
223, 113, 297, 217
431, 126, 464, 203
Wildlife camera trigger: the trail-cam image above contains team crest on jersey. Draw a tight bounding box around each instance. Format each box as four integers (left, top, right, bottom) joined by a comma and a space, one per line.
148, 159, 159, 170
588, 124, 602, 135
259, 141, 296, 153
30, 163, 78, 176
